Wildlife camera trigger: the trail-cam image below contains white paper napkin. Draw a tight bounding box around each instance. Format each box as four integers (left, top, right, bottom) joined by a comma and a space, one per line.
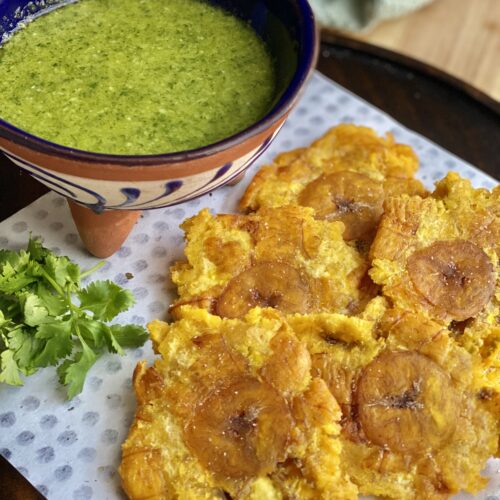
0, 72, 498, 500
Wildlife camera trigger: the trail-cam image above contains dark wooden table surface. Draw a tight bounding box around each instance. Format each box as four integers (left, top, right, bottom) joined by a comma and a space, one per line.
0, 34, 499, 499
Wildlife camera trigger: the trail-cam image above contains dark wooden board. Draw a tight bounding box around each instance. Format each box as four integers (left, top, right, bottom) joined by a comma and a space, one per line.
0, 34, 499, 498
318, 34, 500, 181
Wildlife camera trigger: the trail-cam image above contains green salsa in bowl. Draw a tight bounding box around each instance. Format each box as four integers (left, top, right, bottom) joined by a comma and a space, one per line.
0, 0, 279, 155
0, 0, 317, 257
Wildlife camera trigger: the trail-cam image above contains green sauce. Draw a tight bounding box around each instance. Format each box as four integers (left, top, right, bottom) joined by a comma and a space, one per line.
0, 0, 276, 155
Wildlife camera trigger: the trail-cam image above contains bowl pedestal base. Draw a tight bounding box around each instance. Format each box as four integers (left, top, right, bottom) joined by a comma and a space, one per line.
68, 201, 141, 258
67, 172, 246, 258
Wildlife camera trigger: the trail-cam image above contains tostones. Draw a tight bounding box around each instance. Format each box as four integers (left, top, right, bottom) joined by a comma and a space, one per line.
467, 324, 500, 456
170, 206, 371, 318
239, 124, 427, 244
121, 127, 499, 499
288, 302, 499, 499
370, 172, 499, 326
119, 307, 358, 499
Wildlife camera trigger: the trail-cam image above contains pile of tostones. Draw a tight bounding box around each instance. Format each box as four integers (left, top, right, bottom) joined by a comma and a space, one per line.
119, 125, 499, 499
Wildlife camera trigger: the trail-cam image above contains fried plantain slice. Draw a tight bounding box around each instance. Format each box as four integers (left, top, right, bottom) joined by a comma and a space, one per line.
298, 171, 384, 241
407, 240, 495, 321
289, 304, 499, 499
239, 124, 426, 244
184, 375, 292, 480
370, 172, 499, 326
120, 308, 358, 499
356, 350, 458, 454
170, 206, 367, 318
216, 262, 313, 318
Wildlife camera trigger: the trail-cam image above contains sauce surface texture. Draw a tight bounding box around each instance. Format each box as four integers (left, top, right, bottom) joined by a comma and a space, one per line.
0, 0, 276, 154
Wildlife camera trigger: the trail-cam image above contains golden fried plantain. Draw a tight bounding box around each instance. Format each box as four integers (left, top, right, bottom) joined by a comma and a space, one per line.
407, 240, 495, 321
288, 303, 499, 499
298, 171, 384, 241
370, 172, 499, 326
356, 350, 459, 454
170, 206, 367, 318
239, 124, 426, 244
120, 308, 358, 499
216, 262, 313, 318
184, 375, 292, 480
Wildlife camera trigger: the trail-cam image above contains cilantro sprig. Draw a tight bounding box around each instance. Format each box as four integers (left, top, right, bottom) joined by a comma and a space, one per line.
0, 237, 148, 398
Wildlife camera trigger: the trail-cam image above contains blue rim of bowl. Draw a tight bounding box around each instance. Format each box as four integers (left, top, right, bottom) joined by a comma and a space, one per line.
0, 0, 318, 166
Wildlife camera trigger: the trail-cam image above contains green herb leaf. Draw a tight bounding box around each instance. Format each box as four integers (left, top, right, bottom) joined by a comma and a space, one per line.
44, 254, 81, 289
8, 327, 43, 374
0, 311, 9, 349
0, 249, 18, 267
0, 238, 148, 398
0, 255, 38, 293
20, 293, 50, 327
110, 324, 149, 349
34, 321, 73, 367
57, 342, 97, 399
103, 326, 124, 356
78, 280, 135, 321
27, 237, 50, 262
36, 282, 67, 316
76, 318, 108, 351
0, 294, 21, 324
0, 350, 23, 386
0, 309, 8, 328
0, 249, 30, 274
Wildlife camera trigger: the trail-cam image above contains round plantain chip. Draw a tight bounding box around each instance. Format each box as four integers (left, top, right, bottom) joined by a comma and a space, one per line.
407, 240, 495, 321
216, 261, 313, 318
184, 375, 292, 480
298, 171, 384, 241
357, 350, 459, 455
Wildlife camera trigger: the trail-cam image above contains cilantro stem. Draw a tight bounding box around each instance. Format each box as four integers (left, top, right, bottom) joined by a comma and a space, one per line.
38, 268, 65, 298
0, 330, 8, 347
65, 288, 87, 352
66, 289, 82, 324
80, 261, 105, 279
74, 318, 83, 342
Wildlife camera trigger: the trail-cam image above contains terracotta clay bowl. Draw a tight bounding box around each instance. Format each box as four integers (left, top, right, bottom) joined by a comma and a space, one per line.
0, 0, 317, 257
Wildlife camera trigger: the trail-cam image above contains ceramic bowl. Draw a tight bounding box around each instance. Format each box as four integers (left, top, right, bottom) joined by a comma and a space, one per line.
0, 0, 317, 256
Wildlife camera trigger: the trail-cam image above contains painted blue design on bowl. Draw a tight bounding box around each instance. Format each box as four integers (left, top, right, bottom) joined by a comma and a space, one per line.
0, 0, 317, 164
25, 170, 77, 199
85, 201, 106, 214
98, 188, 141, 210
212, 163, 233, 182
4, 150, 107, 210
3, 152, 77, 198
4, 128, 277, 210
165, 180, 183, 196
126, 180, 184, 209
169, 130, 278, 205
261, 134, 274, 149
117, 188, 141, 207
